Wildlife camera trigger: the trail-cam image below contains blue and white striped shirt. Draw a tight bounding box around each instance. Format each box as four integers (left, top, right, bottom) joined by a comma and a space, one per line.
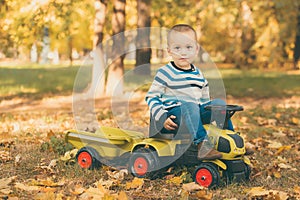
146, 62, 210, 121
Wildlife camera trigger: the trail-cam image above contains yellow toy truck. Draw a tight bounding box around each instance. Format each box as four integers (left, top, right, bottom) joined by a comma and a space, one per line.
66, 104, 251, 188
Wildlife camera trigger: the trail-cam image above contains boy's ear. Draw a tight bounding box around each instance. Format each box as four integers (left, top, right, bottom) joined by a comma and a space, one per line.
196, 43, 200, 53
167, 47, 171, 54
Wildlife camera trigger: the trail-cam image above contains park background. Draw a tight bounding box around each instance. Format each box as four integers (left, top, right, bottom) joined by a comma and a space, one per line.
0, 0, 300, 199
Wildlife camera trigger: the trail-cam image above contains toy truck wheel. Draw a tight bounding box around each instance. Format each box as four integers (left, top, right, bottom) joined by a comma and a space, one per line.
76, 147, 101, 169
194, 163, 220, 188
129, 147, 159, 178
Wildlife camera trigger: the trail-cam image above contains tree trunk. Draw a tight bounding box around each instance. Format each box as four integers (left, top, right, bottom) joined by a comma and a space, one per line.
90, 0, 107, 98
134, 0, 151, 75
236, 1, 255, 69
106, 0, 126, 96
293, 6, 300, 70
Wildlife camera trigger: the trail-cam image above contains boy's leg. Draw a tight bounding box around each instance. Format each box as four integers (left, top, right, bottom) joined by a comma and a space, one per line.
178, 102, 222, 160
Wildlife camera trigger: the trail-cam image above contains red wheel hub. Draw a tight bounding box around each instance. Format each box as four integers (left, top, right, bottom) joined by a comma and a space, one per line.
77, 152, 92, 169
195, 168, 213, 188
134, 157, 148, 176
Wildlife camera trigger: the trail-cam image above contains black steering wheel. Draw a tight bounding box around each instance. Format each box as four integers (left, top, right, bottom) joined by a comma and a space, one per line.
204, 104, 244, 129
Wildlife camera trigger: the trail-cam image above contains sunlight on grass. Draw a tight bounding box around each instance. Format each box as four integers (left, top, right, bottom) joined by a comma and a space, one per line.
0, 65, 300, 99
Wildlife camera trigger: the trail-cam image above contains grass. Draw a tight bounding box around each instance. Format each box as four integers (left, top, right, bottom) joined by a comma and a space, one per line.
1, 65, 300, 101
0, 64, 300, 199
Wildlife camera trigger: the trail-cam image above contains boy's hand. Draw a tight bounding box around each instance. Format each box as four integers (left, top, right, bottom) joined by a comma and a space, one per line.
163, 115, 178, 130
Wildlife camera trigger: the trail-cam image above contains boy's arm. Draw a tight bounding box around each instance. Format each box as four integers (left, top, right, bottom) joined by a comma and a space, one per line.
201, 80, 210, 102
145, 79, 167, 122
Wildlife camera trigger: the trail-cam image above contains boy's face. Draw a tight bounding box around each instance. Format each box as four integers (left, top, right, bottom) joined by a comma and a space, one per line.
167, 30, 199, 69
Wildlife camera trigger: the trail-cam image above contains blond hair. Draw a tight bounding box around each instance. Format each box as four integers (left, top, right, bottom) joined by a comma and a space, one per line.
167, 24, 197, 45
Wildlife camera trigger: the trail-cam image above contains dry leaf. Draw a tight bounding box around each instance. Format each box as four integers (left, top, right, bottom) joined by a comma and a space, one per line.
60, 149, 78, 161
0, 150, 12, 162
275, 145, 292, 155
294, 186, 300, 194
246, 187, 289, 200
106, 169, 128, 181
94, 179, 114, 189
34, 191, 56, 200
182, 182, 204, 192
267, 141, 282, 149
30, 178, 65, 187
117, 191, 128, 200
194, 190, 213, 200
291, 117, 299, 125
80, 186, 105, 199
15, 182, 40, 191
70, 185, 85, 195
125, 178, 144, 190
166, 176, 182, 186
0, 176, 16, 195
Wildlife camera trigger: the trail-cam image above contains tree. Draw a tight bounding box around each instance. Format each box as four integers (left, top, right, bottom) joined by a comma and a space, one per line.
105, 0, 126, 96
294, 5, 300, 69
134, 0, 151, 75
90, 0, 107, 98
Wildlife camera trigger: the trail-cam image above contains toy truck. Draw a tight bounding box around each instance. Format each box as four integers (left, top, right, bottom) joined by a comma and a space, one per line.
66, 105, 252, 188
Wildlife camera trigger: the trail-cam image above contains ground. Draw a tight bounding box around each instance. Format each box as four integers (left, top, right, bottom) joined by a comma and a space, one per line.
1, 92, 300, 199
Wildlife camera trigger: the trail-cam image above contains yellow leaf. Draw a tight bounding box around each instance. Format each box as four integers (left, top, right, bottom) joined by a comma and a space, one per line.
182, 182, 204, 192
166, 176, 182, 186
195, 190, 213, 200
273, 171, 281, 178
291, 117, 299, 125
118, 191, 128, 200
34, 191, 56, 200
70, 184, 85, 195
275, 145, 292, 155
125, 178, 144, 190
246, 187, 268, 196
30, 178, 65, 187
81, 186, 107, 199
0, 176, 16, 190
15, 182, 40, 191
106, 169, 128, 181
267, 141, 282, 149
294, 186, 300, 194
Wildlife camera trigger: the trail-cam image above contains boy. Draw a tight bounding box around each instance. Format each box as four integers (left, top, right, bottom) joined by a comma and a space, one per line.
146, 24, 231, 160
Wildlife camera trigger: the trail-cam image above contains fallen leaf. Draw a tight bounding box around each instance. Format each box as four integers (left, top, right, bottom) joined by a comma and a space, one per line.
182, 182, 204, 192
267, 141, 282, 149
106, 169, 128, 181
60, 149, 78, 161
272, 131, 286, 138
14, 154, 21, 165
166, 176, 182, 186
0, 150, 12, 162
15, 182, 40, 191
278, 163, 293, 169
194, 190, 213, 200
125, 178, 144, 190
246, 187, 289, 200
34, 191, 56, 200
70, 185, 85, 195
94, 179, 114, 189
275, 145, 292, 155
117, 191, 128, 200
30, 178, 65, 187
294, 186, 300, 194
80, 187, 105, 199
273, 171, 282, 178
291, 117, 299, 125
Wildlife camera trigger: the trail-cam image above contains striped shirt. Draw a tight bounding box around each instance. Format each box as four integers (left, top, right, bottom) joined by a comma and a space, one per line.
146, 61, 210, 121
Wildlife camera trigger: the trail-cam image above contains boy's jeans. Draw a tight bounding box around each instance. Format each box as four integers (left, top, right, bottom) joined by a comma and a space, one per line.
162, 99, 234, 145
